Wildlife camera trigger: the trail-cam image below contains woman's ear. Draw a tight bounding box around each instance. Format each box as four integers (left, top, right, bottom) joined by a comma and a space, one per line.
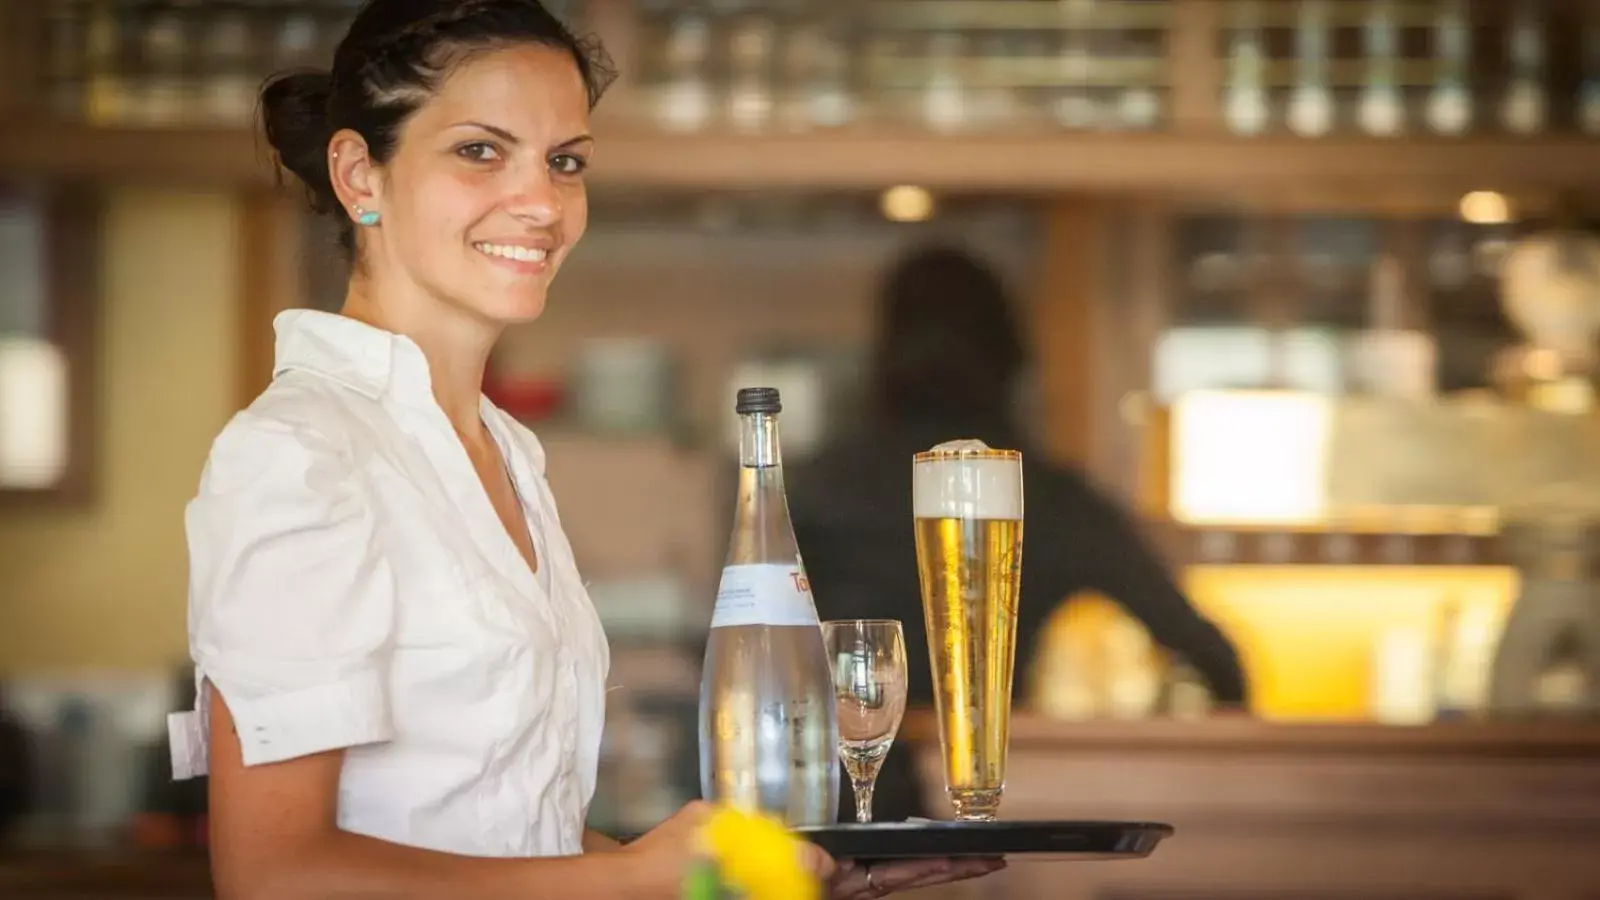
329, 129, 382, 225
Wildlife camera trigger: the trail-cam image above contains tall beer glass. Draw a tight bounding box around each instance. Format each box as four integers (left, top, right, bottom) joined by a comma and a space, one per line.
912, 440, 1023, 821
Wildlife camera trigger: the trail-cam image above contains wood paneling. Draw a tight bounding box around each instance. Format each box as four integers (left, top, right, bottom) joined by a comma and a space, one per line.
235, 190, 304, 409
1034, 200, 1105, 468
906, 714, 1600, 900
1096, 203, 1172, 498
1165, 0, 1223, 134
0, 3, 42, 120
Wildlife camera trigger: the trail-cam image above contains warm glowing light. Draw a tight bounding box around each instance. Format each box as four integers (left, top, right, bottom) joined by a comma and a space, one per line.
1459, 191, 1511, 225
0, 337, 69, 488
1170, 389, 1333, 525
1522, 347, 1563, 381
880, 185, 934, 222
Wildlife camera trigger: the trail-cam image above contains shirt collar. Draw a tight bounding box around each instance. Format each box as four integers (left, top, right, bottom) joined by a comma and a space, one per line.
271, 309, 545, 475
273, 309, 434, 405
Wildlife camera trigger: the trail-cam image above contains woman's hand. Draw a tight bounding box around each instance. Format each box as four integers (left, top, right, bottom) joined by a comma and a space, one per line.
617, 801, 716, 897
828, 856, 1006, 899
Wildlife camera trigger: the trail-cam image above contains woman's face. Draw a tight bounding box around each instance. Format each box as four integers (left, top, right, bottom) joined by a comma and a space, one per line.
364, 43, 593, 328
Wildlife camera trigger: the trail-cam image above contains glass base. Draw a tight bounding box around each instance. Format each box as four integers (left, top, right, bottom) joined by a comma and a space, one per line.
947, 788, 1001, 821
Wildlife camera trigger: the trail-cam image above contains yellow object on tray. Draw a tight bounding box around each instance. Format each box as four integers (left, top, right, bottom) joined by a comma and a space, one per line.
683, 806, 821, 900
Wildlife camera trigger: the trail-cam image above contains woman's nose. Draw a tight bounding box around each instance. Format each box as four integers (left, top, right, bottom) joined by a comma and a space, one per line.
504, 177, 563, 226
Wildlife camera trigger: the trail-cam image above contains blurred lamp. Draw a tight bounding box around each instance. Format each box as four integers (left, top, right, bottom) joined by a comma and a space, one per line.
880, 185, 934, 223
1459, 191, 1511, 225
0, 337, 69, 488
1170, 389, 1333, 525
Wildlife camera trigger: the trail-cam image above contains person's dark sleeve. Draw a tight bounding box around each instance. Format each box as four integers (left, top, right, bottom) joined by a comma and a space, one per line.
1035, 468, 1250, 706
787, 463, 844, 623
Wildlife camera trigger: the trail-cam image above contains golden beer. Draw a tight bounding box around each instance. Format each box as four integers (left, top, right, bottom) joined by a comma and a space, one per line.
912, 442, 1022, 821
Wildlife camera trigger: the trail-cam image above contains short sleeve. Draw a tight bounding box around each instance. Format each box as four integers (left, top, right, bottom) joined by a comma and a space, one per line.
180, 411, 396, 771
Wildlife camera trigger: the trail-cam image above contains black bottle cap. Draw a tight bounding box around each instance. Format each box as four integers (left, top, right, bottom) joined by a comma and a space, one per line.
735, 387, 782, 415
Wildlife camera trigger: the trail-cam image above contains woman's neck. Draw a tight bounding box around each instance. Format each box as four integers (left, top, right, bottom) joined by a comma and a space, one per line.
341, 277, 499, 440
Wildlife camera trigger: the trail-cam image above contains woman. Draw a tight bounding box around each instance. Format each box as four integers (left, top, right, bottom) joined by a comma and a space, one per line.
166, 2, 1001, 899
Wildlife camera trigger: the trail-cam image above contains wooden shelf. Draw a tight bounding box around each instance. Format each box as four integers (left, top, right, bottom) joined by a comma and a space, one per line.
0, 124, 280, 187
589, 130, 1600, 194
3, 121, 1599, 197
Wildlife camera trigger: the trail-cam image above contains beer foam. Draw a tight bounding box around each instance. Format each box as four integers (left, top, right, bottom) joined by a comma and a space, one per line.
912, 439, 1023, 520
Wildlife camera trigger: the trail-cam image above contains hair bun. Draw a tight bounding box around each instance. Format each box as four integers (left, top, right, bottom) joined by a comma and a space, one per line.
260, 70, 339, 214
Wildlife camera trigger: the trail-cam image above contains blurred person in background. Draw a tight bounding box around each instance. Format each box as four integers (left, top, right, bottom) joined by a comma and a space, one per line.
790, 243, 1249, 823
168, 2, 997, 899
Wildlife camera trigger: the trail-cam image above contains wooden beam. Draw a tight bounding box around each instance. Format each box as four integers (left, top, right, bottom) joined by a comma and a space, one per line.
1103, 203, 1172, 503
6, 125, 1600, 196
1167, 0, 1224, 133
50, 187, 100, 506
0, 2, 42, 120
236, 189, 304, 409
1032, 199, 1105, 470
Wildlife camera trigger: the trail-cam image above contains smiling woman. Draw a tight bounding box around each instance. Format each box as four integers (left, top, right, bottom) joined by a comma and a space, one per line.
172, 3, 1001, 900
260, 0, 611, 325
170, 2, 725, 899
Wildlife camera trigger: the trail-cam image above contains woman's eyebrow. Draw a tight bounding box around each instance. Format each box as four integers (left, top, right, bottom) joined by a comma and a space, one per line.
448, 121, 521, 144
447, 123, 594, 151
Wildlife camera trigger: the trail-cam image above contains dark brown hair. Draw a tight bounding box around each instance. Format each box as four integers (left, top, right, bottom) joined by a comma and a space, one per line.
260, 0, 614, 248
871, 244, 1029, 419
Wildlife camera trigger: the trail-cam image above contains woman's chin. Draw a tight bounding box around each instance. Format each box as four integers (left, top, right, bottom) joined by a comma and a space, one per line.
474, 290, 550, 326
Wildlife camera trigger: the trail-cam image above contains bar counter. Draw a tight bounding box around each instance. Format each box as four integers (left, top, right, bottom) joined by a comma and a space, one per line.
904, 711, 1600, 900
6, 714, 1598, 899
0, 849, 210, 900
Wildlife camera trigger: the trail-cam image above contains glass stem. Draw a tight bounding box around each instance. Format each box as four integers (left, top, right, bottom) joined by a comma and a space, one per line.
851, 778, 876, 824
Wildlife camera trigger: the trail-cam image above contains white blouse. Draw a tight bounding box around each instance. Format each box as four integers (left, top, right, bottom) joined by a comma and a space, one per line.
168, 309, 611, 858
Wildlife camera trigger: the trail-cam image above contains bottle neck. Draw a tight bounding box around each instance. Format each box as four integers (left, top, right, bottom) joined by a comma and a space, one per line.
728, 411, 799, 566
739, 411, 782, 469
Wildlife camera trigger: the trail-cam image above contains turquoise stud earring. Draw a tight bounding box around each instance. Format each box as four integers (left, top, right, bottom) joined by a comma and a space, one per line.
355, 206, 381, 227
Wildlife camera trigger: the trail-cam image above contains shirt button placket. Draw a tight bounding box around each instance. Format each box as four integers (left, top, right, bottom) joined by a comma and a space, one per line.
556, 653, 578, 840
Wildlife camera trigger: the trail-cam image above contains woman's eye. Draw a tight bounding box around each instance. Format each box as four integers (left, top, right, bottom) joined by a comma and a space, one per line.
550, 153, 588, 176
456, 142, 501, 163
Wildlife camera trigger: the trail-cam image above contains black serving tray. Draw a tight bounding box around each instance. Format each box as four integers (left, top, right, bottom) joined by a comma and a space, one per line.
793, 819, 1174, 861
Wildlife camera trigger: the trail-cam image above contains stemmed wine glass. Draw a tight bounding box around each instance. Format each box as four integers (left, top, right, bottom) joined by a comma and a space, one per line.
822, 619, 909, 824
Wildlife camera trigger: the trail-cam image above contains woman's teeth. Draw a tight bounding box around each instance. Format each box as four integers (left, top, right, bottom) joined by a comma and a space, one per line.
474, 242, 548, 263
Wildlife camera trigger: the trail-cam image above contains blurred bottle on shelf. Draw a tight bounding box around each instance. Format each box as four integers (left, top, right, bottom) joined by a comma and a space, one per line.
1223, 0, 1268, 135
650, 1, 714, 132
724, 0, 777, 132
1500, 3, 1548, 135
1357, 0, 1405, 136
1288, 0, 1333, 137
1426, 0, 1473, 136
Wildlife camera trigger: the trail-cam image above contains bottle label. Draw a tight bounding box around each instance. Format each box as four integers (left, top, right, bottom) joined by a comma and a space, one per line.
711, 563, 820, 628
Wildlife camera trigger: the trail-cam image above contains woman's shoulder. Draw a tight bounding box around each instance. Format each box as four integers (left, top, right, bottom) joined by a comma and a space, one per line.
200, 371, 376, 493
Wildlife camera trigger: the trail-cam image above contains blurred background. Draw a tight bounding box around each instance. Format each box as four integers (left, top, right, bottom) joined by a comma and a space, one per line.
3, 0, 1600, 897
